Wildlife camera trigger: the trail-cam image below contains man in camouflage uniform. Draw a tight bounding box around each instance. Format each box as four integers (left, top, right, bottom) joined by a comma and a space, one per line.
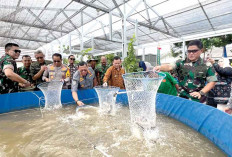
18, 55, 33, 88
0, 43, 31, 94
95, 56, 110, 85
155, 40, 217, 103
30, 50, 52, 88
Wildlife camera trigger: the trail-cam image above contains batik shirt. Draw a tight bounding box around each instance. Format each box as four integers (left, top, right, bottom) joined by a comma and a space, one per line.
68, 64, 77, 82
103, 66, 125, 89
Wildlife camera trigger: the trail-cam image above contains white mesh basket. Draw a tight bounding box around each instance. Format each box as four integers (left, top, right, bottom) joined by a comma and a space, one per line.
123, 71, 165, 130
94, 86, 120, 114
38, 81, 63, 109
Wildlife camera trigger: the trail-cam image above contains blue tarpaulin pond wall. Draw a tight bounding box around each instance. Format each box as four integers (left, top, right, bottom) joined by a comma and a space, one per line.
0, 89, 231, 156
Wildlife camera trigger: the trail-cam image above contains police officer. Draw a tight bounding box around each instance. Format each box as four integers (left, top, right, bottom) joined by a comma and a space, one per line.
30, 50, 52, 88
71, 61, 97, 106
42, 53, 70, 89
0, 43, 31, 94
154, 40, 217, 103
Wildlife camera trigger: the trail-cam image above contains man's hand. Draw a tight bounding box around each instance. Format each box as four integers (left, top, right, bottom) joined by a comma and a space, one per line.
153, 66, 161, 72
60, 79, 64, 83
207, 58, 215, 64
103, 82, 108, 87
45, 78, 50, 82
40, 65, 47, 71
19, 83, 25, 87
190, 91, 201, 99
225, 107, 232, 114
23, 81, 31, 88
76, 100, 84, 106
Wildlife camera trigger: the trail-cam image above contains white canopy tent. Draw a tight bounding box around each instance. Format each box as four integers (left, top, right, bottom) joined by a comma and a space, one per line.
0, 0, 232, 61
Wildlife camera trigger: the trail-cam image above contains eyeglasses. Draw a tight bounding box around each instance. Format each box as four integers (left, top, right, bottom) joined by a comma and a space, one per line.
187, 49, 199, 54
70, 58, 75, 61
14, 50, 21, 53
36, 57, 44, 60
53, 60, 61, 63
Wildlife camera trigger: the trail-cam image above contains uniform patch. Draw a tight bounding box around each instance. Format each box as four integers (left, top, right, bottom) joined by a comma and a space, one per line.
80, 77, 84, 82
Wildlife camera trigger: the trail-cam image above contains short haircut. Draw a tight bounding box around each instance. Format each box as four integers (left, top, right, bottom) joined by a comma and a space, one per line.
34, 50, 44, 55
22, 55, 31, 59
5, 43, 19, 51
78, 61, 87, 67
187, 40, 203, 49
113, 56, 121, 61
68, 55, 75, 59
101, 56, 106, 59
52, 53, 62, 59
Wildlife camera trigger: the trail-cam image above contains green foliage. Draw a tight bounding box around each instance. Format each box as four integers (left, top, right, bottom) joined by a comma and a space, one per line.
74, 60, 80, 64
105, 53, 115, 65
63, 58, 68, 65
172, 34, 232, 55
79, 48, 92, 61
58, 45, 70, 54
170, 47, 181, 58
122, 35, 142, 73
208, 34, 232, 48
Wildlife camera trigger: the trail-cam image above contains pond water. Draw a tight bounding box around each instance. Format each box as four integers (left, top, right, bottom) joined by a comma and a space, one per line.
0, 105, 226, 157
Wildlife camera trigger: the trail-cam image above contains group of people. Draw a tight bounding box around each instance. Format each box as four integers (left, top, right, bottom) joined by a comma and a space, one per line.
1, 40, 232, 114
0, 43, 125, 106
71, 56, 125, 106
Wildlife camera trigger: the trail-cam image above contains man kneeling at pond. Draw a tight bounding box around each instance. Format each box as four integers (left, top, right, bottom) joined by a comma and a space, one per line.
71, 61, 97, 106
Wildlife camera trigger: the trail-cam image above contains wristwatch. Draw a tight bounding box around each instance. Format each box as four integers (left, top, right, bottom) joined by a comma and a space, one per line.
199, 91, 206, 96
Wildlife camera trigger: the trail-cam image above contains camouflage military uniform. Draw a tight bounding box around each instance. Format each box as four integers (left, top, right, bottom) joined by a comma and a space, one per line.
18, 67, 33, 82
30, 60, 52, 86
95, 64, 110, 85
172, 58, 217, 103
0, 54, 18, 94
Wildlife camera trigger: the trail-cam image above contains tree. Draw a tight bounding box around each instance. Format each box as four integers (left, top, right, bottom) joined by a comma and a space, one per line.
63, 58, 68, 65
58, 45, 69, 54
122, 35, 142, 73
105, 53, 115, 66
79, 48, 92, 61
171, 34, 232, 57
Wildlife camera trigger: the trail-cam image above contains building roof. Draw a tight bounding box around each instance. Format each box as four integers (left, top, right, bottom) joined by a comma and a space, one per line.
0, 0, 232, 58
